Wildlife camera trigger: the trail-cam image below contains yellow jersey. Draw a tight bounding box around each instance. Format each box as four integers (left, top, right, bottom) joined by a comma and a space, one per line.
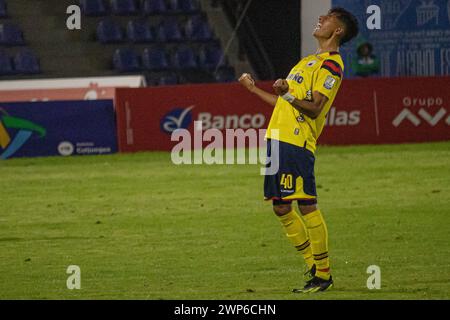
266, 51, 344, 153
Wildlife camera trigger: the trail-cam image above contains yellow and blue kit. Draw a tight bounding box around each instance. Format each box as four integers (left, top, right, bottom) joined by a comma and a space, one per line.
264, 51, 344, 204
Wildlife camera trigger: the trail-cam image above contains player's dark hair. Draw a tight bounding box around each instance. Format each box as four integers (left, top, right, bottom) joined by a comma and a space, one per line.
329, 7, 359, 46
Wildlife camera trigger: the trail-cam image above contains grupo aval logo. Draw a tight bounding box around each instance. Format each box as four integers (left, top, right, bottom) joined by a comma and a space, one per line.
0, 109, 46, 160
160, 106, 195, 134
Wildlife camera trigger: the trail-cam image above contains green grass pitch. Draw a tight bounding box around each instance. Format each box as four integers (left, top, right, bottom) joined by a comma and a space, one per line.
0, 141, 449, 300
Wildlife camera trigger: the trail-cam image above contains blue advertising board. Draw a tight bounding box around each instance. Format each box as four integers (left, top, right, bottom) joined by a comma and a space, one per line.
332, 0, 450, 78
0, 100, 117, 159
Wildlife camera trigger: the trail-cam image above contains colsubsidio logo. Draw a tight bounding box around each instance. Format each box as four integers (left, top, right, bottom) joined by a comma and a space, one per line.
0, 109, 46, 159
160, 106, 195, 134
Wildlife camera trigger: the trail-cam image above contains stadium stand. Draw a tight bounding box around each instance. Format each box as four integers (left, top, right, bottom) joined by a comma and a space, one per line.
142, 47, 170, 70
113, 47, 141, 72
79, 0, 109, 16
111, 0, 139, 16
97, 19, 125, 43
0, 23, 25, 46
0, 49, 13, 74
0, 0, 8, 18
13, 49, 40, 74
127, 19, 154, 43
0, 0, 241, 84
142, 0, 168, 15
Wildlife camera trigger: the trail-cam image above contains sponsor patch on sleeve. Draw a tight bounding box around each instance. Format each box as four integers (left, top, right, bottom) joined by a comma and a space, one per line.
323, 75, 336, 90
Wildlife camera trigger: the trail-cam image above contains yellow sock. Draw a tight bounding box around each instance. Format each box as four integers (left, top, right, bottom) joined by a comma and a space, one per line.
278, 210, 314, 270
304, 209, 330, 280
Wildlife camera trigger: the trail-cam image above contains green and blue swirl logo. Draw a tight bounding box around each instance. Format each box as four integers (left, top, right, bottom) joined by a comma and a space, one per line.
0, 109, 46, 159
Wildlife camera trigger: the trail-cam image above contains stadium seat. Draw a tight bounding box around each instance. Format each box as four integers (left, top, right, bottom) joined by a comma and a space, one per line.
0, 50, 13, 75
172, 46, 198, 69
142, 0, 167, 15
168, 0, 200, 13
158, 72, 179, 85
214, 67, 235, 83
79, 0, 109, 16
198, 45, 226, 70
142, 47, 169, 70
113, 48, 141, 72
97, 19, 124, 43
157, 18, 184, 42
0, 0, 8, 18
127, 19, 153, 43
184, 15, 214, 41
13, 49, 41, 74
0, 23, 25, 46
111, 0, 138, 16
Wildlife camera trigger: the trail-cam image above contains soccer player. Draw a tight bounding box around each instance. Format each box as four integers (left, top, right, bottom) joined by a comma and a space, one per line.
238, 8, 358, 293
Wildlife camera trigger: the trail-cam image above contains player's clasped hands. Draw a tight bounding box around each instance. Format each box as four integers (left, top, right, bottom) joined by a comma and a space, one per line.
272, 79, 289, 96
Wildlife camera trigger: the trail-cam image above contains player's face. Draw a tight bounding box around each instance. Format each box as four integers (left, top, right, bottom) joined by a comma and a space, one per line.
313, 13, 342, 40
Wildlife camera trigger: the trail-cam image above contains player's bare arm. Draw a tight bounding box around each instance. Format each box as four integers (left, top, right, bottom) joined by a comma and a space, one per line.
238, 73, 278, 107
272, 79, 328, 119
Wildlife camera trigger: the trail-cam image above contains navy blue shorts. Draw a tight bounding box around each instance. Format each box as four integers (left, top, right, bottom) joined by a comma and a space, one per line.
264, 139, 317, 205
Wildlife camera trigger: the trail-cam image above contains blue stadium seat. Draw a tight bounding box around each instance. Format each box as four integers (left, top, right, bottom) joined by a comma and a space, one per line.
0, 50, 13, 75
142, 0, 167, 15
0, 0, 8, 18
0, 23, 25, 46
97, 19, 124, 43
14, 49, 41, 74
142, 47, 169, 70
113, 48, 141, 72
111, 0, 138, 16
127, 20, 153, 43
214, 67, 235, 83
168, 0, 200, 13
157, 18, 183, 42
79, 0, 108, 16
185, 15, 213, 41
172, 46, 198, 69
158, 72, 179, 86
199, 45, 226, 69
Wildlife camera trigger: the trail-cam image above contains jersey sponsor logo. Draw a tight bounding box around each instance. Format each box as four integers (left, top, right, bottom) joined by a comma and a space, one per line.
160, 106, 195, 134
307, 60, 318, 67
286, 72, 304, 84
324, 75, 336, 90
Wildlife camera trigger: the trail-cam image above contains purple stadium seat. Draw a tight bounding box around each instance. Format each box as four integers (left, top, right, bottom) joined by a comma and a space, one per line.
199, 45, 226, 69
214, 67, 235, 83
157, 18, 183, 42
127, 20, 153, 42
172, 46, 198, 69
97, 19, 124, 43
113, 48, 141, 72
158, 72, 179, 85
142, 0, 167, 15
0, 0, 8, 18
14, 49, 41, 74
142, 47, 169, 70
79, 0, 108, 16
168, 0, 200, 13
185, 15, 214, 41
0, 50, 13, 74
0, 23, 25, 46
111, 0, 138, 16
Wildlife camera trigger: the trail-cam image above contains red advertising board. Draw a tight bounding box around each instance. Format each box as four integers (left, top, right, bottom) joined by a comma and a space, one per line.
115, 77, 450, 152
